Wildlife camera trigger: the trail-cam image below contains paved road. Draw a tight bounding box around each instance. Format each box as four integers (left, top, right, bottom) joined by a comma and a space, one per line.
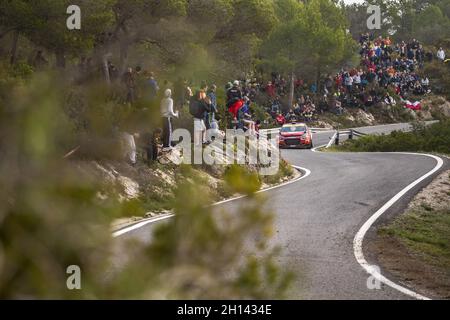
115, 122, 447, 300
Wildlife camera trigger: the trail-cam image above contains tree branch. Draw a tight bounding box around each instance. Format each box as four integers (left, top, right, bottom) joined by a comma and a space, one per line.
139, 38, 178, 64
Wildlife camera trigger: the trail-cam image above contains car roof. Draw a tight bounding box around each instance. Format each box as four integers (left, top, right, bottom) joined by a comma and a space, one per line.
282, 123, 307, 127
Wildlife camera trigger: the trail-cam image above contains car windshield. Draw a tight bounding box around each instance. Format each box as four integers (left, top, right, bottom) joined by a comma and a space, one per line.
281, 126, 306, 133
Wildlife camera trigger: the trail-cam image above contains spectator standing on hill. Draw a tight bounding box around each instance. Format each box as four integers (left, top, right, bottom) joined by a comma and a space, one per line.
122, 67, 136, 104
185, 81, 193, 106
227, 80, 244, 122
249, 83, 257, 101
407, 47, 415, 60
271, 97, 281, 115
266, 81, 276, 98
437, 47, 446, 62
416, 46, 424, 64
344, 73, 353, 93
190, 82, 211, 146
353, 73, 361, 90
399, 41, 407, 57
108, 61, 119, 82
120, 132, 137, 166
160, 89, 179, 151
147, 72, 159, 102
134, 66, 146, 99
205, 84, 217, 131
145, 128, 162, 163
299, 95, 305, 107
421, 77, 430, 92
293, 101, 301, 116
175, 78, 191, 109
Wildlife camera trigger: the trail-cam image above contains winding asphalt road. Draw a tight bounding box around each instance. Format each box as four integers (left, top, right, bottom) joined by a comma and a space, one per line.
114, 122, 448, 300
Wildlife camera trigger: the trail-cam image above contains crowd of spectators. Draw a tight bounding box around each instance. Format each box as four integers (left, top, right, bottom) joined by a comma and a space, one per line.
115, 34, 446, 164
232, 35, 444, 125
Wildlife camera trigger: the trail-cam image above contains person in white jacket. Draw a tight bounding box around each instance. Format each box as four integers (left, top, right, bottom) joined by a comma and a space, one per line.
120, 132, 137, 165
437, 47, 446, 61
160, 89, 179, 151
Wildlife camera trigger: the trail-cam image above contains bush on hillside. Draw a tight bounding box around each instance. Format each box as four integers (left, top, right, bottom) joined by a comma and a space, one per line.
337, 120, 450, 154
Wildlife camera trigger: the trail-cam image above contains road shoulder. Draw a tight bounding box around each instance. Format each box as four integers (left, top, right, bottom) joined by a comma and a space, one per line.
111, 164, 303, 234
369, 167, 450, 299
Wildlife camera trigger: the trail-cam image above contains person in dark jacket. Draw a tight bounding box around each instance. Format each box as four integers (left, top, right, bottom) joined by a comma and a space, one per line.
144, 128, 162, 163
122, 67, 136, 103
192, 82, 212, 146
205, 84, 217, 130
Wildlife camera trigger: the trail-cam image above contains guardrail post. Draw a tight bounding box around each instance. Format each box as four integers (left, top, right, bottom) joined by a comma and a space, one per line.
335, 131, 340, 146
348, 129, 353, 140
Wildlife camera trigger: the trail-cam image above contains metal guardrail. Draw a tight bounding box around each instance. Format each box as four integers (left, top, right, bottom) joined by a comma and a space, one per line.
260, 127, 334, 135
259, 128, 280, 134
351, 129, 368, 137
261, 127, 368, 148
324, 129, 368, 148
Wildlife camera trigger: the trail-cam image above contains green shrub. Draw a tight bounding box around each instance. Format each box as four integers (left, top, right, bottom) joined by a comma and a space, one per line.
337, 120, 450, 154
419, 60, 450, 100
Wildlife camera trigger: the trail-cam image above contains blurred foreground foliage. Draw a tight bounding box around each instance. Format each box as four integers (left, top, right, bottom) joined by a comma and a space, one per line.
0, 74, 293, 299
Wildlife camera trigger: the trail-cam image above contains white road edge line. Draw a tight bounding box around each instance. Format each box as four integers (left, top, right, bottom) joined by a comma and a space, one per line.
353, 152, 444, 301
311, 131, 337, 152
311, 144, 328, 153
112, 165, 311, 238
112, 214, 175, 237
114, 125, 440, 301
312, 129, 444, 299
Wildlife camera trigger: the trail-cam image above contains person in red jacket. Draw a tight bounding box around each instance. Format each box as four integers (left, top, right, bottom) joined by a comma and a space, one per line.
276, 113, 286, 126
266, 81, 276, 98
227, 80, 244, 121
